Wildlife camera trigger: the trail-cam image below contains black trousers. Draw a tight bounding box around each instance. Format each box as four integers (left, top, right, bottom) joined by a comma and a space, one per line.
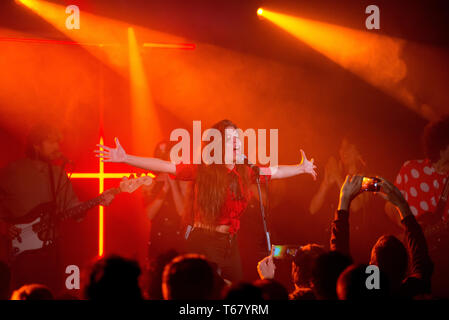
186, 228, 243, 282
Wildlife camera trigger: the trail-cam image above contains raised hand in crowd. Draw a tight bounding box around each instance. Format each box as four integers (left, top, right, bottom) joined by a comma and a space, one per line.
337, 175, 363, 212
257, 255, 276, 280
377, 177, 412, 221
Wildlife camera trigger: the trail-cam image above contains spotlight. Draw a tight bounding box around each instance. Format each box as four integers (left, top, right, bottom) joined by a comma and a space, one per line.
257, 8, 264, 16
15, 0, 32, 7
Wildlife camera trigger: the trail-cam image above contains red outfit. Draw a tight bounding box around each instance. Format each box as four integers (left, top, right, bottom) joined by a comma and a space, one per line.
173, 163, 271, 234
394, 159, 449, 218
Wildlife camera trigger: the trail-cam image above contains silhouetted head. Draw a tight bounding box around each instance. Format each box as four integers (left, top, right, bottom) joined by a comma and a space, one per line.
147, 249, 179, 300
209, 262, 229, 300
56, 293, 79, 300
162, 254, 215, 300
253, 279, 289, 300
85, 255, 142, 300
311, 251, 352, 300
369, 235, 408, 290
224, 282, 263, 300
292, 244, 325, 288
10, 284, 53, 300
337, 264, 390, 300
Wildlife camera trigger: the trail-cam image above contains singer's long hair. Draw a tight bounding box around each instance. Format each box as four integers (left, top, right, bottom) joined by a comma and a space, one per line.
193, 120, 251, 226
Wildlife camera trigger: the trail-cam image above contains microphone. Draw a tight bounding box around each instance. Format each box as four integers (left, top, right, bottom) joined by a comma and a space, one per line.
239, 154, 260, 176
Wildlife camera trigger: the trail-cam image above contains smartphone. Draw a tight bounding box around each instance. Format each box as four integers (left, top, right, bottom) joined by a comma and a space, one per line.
271, 244, 302, 259
361, 177, 381, 192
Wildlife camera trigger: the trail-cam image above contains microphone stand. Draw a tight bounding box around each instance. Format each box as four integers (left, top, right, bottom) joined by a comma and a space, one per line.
247, 159, 272, 255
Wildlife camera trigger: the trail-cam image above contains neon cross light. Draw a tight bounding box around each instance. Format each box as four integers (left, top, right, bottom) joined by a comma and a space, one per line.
70, 137, 154, 257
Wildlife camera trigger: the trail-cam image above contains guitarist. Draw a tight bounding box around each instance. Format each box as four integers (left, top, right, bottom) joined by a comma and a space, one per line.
0, 123, 115, 294
385, 115, 449, 298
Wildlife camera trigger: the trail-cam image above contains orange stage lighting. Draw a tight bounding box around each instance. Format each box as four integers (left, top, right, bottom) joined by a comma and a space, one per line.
143, 42, 196, 50
127, 27, 161, 154
16, 0, 194, 74
0, 36, 97, 46
257, 8, 264, 16
258, 8, 435, 120
0, 37, 196, 50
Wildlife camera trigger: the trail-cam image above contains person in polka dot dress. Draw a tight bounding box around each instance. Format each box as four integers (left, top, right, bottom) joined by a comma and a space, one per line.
389, 115, 449, 298
394, 159, 448, 220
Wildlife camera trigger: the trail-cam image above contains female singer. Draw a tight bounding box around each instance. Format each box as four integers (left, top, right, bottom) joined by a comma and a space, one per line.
95, 119, 317, 281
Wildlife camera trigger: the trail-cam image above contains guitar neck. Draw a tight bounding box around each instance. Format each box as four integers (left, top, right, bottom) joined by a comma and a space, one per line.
60, 188, 120, 221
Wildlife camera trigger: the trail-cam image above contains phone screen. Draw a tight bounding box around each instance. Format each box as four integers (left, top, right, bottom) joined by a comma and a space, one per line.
361, 177, 381, 192
271, 245, 301, 259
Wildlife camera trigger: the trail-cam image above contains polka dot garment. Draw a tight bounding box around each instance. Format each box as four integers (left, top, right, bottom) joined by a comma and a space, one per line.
394, 159, 449, 218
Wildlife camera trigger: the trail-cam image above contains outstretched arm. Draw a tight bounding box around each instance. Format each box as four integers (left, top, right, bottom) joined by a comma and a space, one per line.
270, 150, 318, 180
95, 137, 176, 174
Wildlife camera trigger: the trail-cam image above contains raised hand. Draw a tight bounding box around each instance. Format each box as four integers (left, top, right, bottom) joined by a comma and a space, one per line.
95, 137, 127, 163
257, 255, 276, 280
378, 177, 408, 209
338, 175, 363, 211
377, 177, 412, 220
299, 149, 318, 180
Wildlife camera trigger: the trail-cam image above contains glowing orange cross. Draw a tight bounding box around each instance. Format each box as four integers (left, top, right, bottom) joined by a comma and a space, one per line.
69, 137, 154, 257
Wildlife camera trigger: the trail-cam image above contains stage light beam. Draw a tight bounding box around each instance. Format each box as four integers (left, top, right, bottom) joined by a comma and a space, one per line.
259, 9, 435, 119
15, 0, 194, 75
127, 27, 161, 154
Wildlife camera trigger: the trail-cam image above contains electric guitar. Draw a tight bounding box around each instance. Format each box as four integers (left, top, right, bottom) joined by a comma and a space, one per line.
7, 175, 153, 258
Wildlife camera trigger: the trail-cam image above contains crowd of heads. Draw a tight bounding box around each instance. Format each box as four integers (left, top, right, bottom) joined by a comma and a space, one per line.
0, 233, 424, 300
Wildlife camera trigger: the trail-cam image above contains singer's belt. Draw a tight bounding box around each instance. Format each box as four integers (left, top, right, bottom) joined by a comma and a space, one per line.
193, 223, 231, 234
